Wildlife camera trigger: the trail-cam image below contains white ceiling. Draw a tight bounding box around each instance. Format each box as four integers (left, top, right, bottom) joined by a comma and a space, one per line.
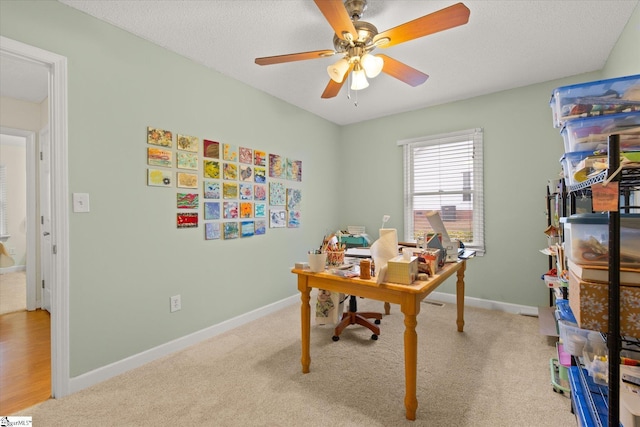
2, 1, 638, 125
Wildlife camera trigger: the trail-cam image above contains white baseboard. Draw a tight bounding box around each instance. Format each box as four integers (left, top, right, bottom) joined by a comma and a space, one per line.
428, 291, 539, 317
0, 265, 26, 274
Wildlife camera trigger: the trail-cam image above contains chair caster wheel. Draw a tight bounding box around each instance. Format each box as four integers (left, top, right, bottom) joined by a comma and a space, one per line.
332, 335, 340, 342
371, 334, 378, 340
374, 319, 381, 325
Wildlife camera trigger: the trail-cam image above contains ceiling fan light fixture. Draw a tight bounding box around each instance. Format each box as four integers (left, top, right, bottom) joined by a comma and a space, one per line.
327, 58, 350, 83
350, 65, 369, 90
361, 53, 383, 78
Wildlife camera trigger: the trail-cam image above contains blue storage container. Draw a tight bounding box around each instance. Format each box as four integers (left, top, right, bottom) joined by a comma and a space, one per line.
560, 111, 640, 153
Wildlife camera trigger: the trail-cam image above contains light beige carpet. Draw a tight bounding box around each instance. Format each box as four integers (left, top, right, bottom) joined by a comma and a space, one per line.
15, 298, 576, 426
0, 270, 26, 315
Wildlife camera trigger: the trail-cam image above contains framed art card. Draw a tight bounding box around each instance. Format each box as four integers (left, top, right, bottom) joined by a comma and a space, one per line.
255, 220, 267, 235
239, 147, 253, 164
204, 222, 220, 240
203, 181, 220, 199
287, 188, 302, 210
177, 212, 198, 228
254, 202, 266, 218
269, 182, 285, 206
239, 183, 253, 200
177, 152, 198, 170
254, 167, 266, 183
177, 134, 199, 152
204, 202, 221, 220
223, 143, 238, 161
269, 153, 284, 179
269, 208, 286, 228
253, 184, 267, 201
203, 139, 220, 159
147, 168, 172, 187
177, 172, 198, 189
147, 127, 172, 147
223, 162, 238, 180
223, 201, 238, 219
254, 150, 266, 166
177, 193, 199, 209
223, 222, 239, 239
203, 160, 220, 179
240, 202, 252, 218
147, 147, 172, 168
223, 182, 238, 199
288, 210, 301, 228
241, 221, 254, 237
239, 165, 253, 182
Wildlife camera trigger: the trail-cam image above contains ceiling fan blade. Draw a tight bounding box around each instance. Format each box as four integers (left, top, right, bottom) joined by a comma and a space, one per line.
255, 50, 335, 66
314, 0, 358, 41
374, 2, 470, 48
378, 54, 429, 87
321, 63, 353, 98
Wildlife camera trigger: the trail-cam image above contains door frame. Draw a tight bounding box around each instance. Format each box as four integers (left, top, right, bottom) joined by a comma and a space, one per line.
1, 36, 70, 398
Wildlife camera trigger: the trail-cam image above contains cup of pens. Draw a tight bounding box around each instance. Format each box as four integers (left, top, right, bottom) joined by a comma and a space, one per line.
308, 250, 327, 272
326, 249, 345, 267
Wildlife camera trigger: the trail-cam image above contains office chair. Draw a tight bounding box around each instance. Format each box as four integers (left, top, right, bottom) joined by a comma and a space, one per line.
332, 294, 382, 341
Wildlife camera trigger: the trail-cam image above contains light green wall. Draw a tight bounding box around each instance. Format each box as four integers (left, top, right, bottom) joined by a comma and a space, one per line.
603, 2, 640, 78
1, 0, 638, 378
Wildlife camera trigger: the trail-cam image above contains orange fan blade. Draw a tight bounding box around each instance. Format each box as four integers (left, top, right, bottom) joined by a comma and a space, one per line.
255, 50, 335, 66
321, 63, 353, 98
314, 0, 357, 41
378, 54, 429, 87
374, 2, 470, 48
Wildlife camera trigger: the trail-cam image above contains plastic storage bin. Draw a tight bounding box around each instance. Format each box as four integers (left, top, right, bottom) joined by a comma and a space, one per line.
560, 111, 640, 153
564, 213, 640, 267
550, 74, 640, 128
557, 318, 590, 356
560, 150, 606, 186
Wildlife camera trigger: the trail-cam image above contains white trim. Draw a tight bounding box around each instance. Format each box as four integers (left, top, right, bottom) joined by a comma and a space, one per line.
69, 294, 299, 394
429, 291, 539, 317
397, 128, 482, 146
1, 36, 70, 398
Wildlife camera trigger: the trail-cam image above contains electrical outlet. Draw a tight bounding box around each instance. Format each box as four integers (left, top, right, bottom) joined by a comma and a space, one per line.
8, 247, 16, 255
170, 295, 181, 312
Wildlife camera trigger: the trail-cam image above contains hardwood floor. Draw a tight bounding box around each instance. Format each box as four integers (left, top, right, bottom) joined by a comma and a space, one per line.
0, 309, 51, 415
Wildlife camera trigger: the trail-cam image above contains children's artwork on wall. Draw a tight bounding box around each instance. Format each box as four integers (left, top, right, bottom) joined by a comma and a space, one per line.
254, 150, 266, 166
255, 220, 267, 235
269, 153, 284, 179
239, 183, 253, 200
239, 165, 253, 182
204, 202, 221, 220
223, 162, 238, 180
223, 182, 238, 199
223, 222, 239, 239
177, 152, 198, 170
223, 201, 238, 219
288, 210, 301, 228
147, 127, 172, 147
269, 182, 285, 206
287, 188, 302, 210
254, 184, 266, 201
203, 160, 220, 179
203, 139, 220, 159
239, 147, 253, 164
254, 167, 266, 183
148, 147, 172, 168
291, 160, 302, 182
205, 222, 220, 240
203, 181, 220, 199
240, 202, 252, 218
176, 172, 198, 189
177, 212, 198, 228
147, 168, 172, 187
241, 221, 254, 237
177, 193, 199, 209
177, 134, 199, 152
223, 143, 238, 161
254, 202, 266, 218
270, 208, 286, 228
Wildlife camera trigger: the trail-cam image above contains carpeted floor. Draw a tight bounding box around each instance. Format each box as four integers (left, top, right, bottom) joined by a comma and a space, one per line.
14, 298, 577, 426
0, 270, 26, 315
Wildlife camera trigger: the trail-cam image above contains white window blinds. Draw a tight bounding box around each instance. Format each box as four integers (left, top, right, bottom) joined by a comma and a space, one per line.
399, 128, 485, 255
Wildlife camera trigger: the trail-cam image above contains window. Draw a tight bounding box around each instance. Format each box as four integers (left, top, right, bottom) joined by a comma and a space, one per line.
399, 128, 485, 255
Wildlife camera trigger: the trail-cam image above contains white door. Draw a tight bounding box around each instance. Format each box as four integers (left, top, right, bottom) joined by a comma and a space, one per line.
39, 125, 52, 312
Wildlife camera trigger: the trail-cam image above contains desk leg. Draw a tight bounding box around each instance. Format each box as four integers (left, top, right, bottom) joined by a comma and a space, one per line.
402, 301, 419, 421
299, 280, 311, 374
456, 261, 466, 332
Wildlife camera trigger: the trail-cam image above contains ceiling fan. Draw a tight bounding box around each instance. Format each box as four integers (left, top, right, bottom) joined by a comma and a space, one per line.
255, 0, 470, 99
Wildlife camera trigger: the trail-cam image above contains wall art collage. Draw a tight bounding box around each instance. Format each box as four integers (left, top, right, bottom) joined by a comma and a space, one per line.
146, 126, 303, 240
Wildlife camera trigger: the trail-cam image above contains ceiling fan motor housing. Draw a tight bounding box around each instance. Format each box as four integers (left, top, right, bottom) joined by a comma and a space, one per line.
344, 0, 367, 20
333, 20, 378, 55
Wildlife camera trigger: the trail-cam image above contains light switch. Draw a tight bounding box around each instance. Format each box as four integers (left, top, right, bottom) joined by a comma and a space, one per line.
73, 193, 90, 213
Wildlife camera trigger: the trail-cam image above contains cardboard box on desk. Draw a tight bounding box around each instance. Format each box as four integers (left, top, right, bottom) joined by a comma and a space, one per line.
568, 268, 640, 337
386, 256, 418, 285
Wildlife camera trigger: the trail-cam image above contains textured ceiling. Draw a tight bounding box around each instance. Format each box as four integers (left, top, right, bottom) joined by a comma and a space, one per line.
2, 1, 639, 125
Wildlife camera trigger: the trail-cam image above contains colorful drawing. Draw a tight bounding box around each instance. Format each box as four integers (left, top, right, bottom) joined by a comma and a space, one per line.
269, 153, 284, 179
203, 181, 220, 199
288, 210, 301, 228
269, 182, 285, 206
254, 150, 267, 166
177, 213, 198, 228
241, 221, 254, 237
147, 127, 172, 147
147, 147, 172, 168
285, 158, 293, 180
204, 160, 220, 179
239, 165, 253, 182
177, 134, 199, 152
270, 209, 286, 228
223, 182, 238, 199
177, 193, 199, 209
203, 139, 220, 159
223, 201, 238, 219
287, 188, 302, 210
147, 168, 172, 187
239, 183, 253, 200
254, 203, 266, 218
177, 172, 198, 189
240, 202, 252, 218
291, 160, 302, 182
223, 162, 238, 180
254, 185, 266, 201
223, 143, 238, 161
255, 220, 267, 235
223, 222, 239, 239
254, 167, 266, 183
204, 202, 220, 220
177, 152, 198, 170
205, 222, 220, 240
239, 147, 253, 164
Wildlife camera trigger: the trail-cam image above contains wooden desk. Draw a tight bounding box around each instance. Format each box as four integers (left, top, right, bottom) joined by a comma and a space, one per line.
292, 260, 466, 421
